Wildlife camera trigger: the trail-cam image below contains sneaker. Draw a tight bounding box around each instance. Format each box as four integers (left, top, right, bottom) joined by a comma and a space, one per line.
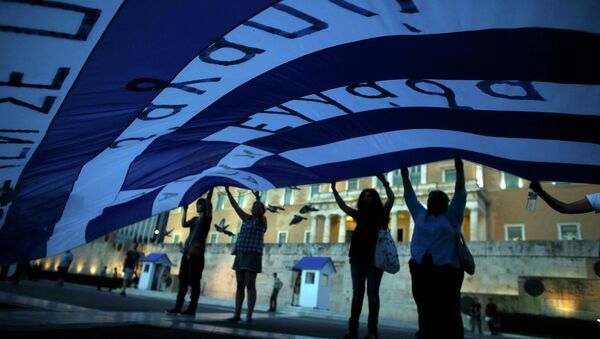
239, 318, 252, 325
226, 316, 241, 323
179, 308, 196, 316
165, 307, 180, 315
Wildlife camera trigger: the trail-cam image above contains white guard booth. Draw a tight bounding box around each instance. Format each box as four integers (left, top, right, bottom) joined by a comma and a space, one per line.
139, 253, 172, 291
292, 256, 336, 310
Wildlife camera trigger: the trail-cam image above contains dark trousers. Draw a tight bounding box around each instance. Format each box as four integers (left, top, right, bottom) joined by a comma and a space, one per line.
409, 254, 464, 339
174, 252, 204, 312
349, 260, 384, 335
270, 288, 280, 311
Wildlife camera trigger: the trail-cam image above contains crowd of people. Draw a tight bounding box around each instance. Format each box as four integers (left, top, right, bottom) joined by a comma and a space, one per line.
2, 158, 598, 339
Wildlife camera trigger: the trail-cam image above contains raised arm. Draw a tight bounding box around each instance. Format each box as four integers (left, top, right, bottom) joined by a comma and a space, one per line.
225, 186, 251, 221
401, 167, 425, 217
376, 174, 395, 212
204, 188, 214, 219
448, 158, 467, 226
181, 205, 190, 228
331, 182, 358, 218
530, 181, 594, 214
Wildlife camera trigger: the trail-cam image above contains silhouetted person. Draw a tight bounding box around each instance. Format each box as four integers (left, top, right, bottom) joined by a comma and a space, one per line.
485, 298, 499, 335
225, 188, 267, 325
403, 158, 466, 339
56, 250, 73, 287
120, 243, 141, 296
9, 261, 29, 284
97, 266, 107, 291
470, 297, 482, 334
166, 189, 214, 316
109, 267, 118, 292
332, 174, 394, 339
268, 272, 283, 312
529, 181, 599, 214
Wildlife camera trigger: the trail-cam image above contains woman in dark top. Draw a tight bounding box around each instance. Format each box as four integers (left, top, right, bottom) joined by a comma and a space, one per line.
166, 188, 213, 316
225, 187, 267, 325
332, 174, 394, 339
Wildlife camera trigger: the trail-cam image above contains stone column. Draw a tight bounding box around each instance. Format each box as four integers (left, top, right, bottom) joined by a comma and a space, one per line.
338, 215, 347, 243
469, 209, 479, 241
390, 211, 398, 241
310, 216, 318, 243
323, 215, 331, 243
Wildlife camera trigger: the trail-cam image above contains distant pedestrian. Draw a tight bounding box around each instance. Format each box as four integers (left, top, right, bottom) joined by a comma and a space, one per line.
56, 250, 74, 287
225, 188, 267, 325
332, 173, 394, 339
268, 272, 283, 312
485, 298, 500, 335
470, 297, 482, 335
403, 158, 467, 339
120, 243, 141, 296
97, 266, 108, 291
109, 267, 118, 292
9, 261, 29, 284
166, 189, 213, 316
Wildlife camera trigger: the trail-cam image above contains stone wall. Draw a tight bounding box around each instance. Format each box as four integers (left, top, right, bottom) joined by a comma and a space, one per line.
39, 240, 599, 321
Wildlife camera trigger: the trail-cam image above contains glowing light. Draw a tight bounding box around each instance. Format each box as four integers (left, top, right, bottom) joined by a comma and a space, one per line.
76, 263, 83, 273
90, 265, 97, 275
547, 299, 577, 316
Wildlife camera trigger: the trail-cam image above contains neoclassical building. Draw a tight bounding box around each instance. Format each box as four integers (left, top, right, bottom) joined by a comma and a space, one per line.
156, 159, 599, 248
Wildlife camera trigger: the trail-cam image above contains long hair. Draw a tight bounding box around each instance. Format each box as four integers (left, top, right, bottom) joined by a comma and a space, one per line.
356, 188, 389, 230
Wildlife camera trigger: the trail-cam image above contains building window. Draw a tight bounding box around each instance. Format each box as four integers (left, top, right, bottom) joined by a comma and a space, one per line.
209, 232, 218, 244
558, 223, 581, 240
310, 184, 320, 200
409, 166, 423, 184
321, 273, 329, 287
216, 193, 225, 210
391, 170, 402, 187
305, 272, 315, 284
260, 190, 268, 204
443, 168, 456, 182
144, 263, 150, 272
172, 233, 181, 244
237, 191, 245, 208
283, 188, 293, 205
347, 179, 359, 191
277, 231, 289, 244
304, 231, 311, 243
504, 224, 525, 241
501, 172, 522, 189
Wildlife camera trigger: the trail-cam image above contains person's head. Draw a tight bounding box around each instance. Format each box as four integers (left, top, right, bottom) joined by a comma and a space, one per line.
252, 200, 266, 218
132, 242, 138, 250
273, 272, 277, 278
357, 189, 389, 226
65, 250, 70, 254
427, 190, 450, 216
196, 198, 207, 214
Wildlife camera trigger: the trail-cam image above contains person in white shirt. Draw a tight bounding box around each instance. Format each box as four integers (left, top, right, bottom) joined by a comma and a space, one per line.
56, 250, 74, 287
402, 158, 466, 339
529, 181, 599, 214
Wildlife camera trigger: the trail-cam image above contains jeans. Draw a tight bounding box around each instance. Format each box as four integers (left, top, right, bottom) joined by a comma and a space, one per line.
349, 260, 384, 335
175, 252, 204, 312
409, 253, 464, 339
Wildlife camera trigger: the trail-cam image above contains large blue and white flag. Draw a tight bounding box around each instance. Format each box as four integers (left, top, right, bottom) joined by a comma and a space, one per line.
1, 0, 599, 262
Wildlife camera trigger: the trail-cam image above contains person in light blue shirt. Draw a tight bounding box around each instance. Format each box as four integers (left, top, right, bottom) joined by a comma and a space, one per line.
402, 158, 466, 339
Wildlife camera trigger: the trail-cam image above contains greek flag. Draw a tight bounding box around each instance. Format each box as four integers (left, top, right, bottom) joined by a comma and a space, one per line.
1, 0, 598, 262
